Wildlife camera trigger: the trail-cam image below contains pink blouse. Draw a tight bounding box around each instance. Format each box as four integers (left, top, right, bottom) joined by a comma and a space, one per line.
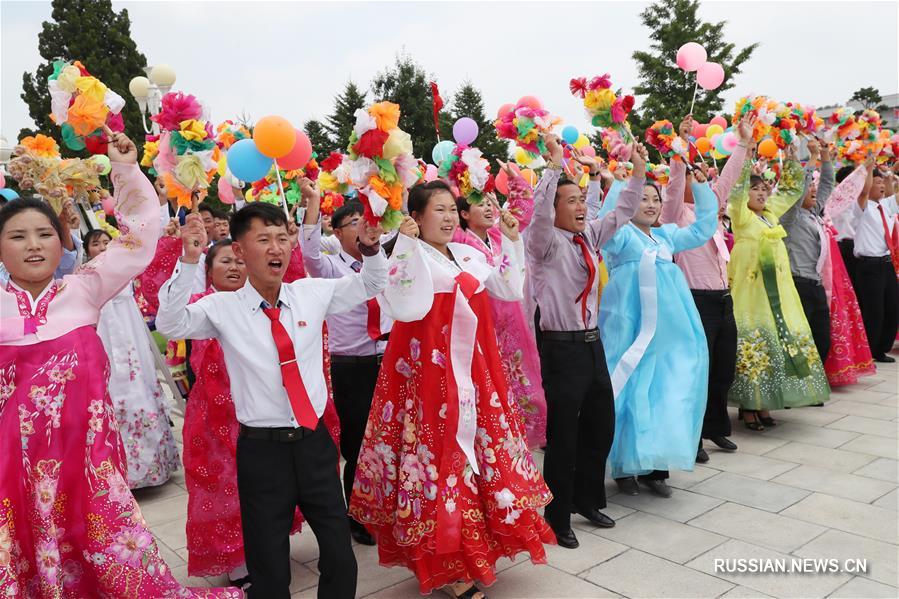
1, 163, 159, 344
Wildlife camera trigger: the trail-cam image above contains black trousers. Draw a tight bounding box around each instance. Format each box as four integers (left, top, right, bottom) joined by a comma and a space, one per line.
540, 337, 615, 531
330, 359, 379, 525
236, 421, 357, 599
855, 257, 899, 357
793, 277, 832, 363
691, 290, 737, 439
839, 239, 857, 286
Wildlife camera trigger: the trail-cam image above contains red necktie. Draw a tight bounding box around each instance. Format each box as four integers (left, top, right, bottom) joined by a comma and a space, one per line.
262, 307, 318, 430
572, 234, 597, 328
878, 204, 899, 275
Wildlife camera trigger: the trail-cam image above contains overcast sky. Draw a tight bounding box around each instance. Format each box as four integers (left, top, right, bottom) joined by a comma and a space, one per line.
2, 0, 898, 147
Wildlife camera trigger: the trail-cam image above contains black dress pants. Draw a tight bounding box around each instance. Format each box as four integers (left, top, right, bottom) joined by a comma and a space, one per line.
855, 257, 899, 357
839, 239, 857, 286
540, 335, 615, 531
793, 277, 832, 363
330, 358, 380, 524
691, 290, 737, 439
236, 421, 357, 599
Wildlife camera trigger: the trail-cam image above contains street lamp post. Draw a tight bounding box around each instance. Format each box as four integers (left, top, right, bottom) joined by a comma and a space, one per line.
129, 64, 177, 135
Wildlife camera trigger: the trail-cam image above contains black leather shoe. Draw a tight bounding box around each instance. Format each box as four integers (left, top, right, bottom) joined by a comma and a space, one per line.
553, 528, 579, 549
642, 479, 673, 498
616, 477, 640, 495
709, 436, 737, 452
575, 507, 615, 528
696, 447, 710, 463
873, 354, 896, 363
349, 521, 376, 546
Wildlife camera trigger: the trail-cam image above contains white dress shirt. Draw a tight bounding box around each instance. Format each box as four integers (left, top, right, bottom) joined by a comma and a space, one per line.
852, 195, 897, 257
300, 223, 389, 356
155, 251, 387, 427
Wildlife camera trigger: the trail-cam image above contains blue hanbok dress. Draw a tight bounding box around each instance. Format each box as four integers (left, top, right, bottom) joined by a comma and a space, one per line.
597, 179, 717, 477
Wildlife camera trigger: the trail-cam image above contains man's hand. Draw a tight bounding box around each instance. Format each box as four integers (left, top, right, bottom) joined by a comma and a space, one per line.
543, 133, 564, 165
806, 138, 821, 163
570, 146, 600, 174
820, 141, 833, 162
181, 213, 207, 263
499, 210, 520, 241
107, 132, 138, 164
359, 221, 383, 247
164, 217, 181, 238
399, 215, 419, 238
678, 115, 694, 141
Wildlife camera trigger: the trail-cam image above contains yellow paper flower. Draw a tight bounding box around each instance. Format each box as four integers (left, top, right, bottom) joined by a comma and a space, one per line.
178, 119, 207, 142
369, 101, 401, 132
174, 154, 208, 191
382, 128, 412, 160
20, 134, 60, 158
584, 89, 615, 113
56, 65, 82, 93
74, 76, 107, 103
318, 171, 338, 192
141, 141, 159, 168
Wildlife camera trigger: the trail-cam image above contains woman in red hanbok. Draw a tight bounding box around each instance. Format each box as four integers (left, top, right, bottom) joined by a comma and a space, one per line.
350, 181, 554, 598
452, 166, 547, 448
0, 133, 237, 598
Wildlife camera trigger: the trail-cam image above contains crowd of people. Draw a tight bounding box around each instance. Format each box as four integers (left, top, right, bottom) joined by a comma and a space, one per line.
1, 105, 896, 599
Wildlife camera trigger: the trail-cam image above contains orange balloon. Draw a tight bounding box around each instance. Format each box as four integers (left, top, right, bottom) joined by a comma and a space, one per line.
253, 115, 296, 158
695, 137, 712, 155
758, 138, 779, 159
520, 169, 538, 186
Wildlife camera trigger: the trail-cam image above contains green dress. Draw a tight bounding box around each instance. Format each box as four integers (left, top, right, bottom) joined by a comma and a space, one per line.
727, 159, 830, 410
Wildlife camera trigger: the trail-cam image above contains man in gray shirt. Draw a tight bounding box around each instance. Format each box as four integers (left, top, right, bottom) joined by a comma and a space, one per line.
781, 138, 834, 362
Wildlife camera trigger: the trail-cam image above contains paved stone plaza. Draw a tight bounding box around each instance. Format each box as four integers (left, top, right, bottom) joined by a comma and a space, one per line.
136, 355, 898, 598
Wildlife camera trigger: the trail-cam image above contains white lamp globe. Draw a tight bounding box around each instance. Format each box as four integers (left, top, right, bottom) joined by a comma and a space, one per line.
129, 76, 150, 98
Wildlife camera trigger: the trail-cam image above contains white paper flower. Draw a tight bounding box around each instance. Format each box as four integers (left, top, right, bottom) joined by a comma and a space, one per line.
49, 80, 71, 125
394, 153, 421, 189
104, 89, 126, 115
353, 108, 376, 138
364, 185, 388, 216
348, 157, 378, 184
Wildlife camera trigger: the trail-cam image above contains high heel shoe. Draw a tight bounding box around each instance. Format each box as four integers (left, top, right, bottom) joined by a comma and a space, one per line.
758, 412, 777, 427
739, 408, 765, 431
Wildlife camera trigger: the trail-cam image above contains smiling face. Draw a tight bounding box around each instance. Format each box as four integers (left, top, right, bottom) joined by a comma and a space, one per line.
632, 184, 662, 228
208, 244, 246, 292
748, 181, 769, 213
0, 208, 63, 288
461, 201, 494, 233
414, 190, 459, 247
553, 181, 587, 233
231, 217, 291, 289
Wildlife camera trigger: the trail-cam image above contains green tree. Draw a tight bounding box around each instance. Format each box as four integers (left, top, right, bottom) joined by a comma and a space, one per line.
849, 86, 888, 113
304, 119, 334, 155
325, 81, 367, 150
371, 54, 439, 161
19, 0, 148, 155
631, 0, 757, 131
448, 82, 509, 166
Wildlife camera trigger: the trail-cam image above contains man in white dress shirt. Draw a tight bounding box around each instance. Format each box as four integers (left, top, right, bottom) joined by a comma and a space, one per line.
157, 202, 387, 599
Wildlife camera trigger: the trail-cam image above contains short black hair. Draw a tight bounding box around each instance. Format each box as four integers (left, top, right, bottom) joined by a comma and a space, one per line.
197, 202, 215, 217
206, 238, 234, 270
872, 169, 884, 179
835, 165, 855, 183
0, 198, 64, 241
214, 211, 230, 222
332, 200, 364, 230
408, 180, 453, 215
643, 181, 662, 201
229, 202, 288, 241
750, 174, 766, 188
455, 195, 473, 229
83, 229, 112, 256
553, 178, 580, 205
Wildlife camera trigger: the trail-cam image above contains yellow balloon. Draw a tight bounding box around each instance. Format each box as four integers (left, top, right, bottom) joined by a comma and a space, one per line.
217, 155, 227, 177
706, 124, 724, 137
573, 134, 590, 149
245, 189, 256, 202
514, 147, 530, 166
711, 149, 726, 160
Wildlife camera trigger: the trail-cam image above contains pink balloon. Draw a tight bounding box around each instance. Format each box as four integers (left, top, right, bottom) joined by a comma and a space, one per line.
424, 164, 438, 182
217, 176, 236, 204
497, 103, 514, 119
277, 130, 313, 171
518, 95, 543, 110
709, 115, 728, 129
692, 123, 708, 138
0, 171, 5, 189
494, 163, 522, 196
676, 42, 707, 72
697, 62, 725, 91
722, 132, 739, 152
581, 145, 596, 157
101, 196, 116, 216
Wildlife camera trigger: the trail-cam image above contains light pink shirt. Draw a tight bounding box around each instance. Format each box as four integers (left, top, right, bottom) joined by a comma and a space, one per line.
660, 144, 748, 290
1, 163, 160, 344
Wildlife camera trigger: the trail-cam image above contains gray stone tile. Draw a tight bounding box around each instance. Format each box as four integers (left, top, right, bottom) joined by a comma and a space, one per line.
865, 379, 897, 394
781, 493, 899, 544
317, 543, 414, 597
873, 488, 898, 510
700, 450, 798, 481
544, 528, 627, 574
171, 563, 212, 587
690, 472, 811, 512
828, 576, 899, 598
289, 529, 320, 564
821, 400, 899, 421
156, 540, 186, 569
595, 511, 726, 564
720, 585, 773, 598
829, 387, 894, 405
489, 562, 621, 598
292, 586, 319, 599
585, 549, 733, 598
839, 434, 899, 459
827, 415, 897, 439
137, 492, 190, 526
763, 421, 861, 449
667, 464, 720, 490
853, 457, 899, 483
770, 465, 896, 503
152, 516, 188, 550
716, 431, 790, 456
288, 560, 319, 594
608, 488, 724, 523
770, 407, 849, 427
764, 442, 876, 473
688, 502, 826, 553
686, 539, 850, 597
794, 529, 899, 587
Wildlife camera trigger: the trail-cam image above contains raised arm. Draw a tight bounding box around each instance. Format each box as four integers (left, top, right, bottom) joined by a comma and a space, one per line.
726, 159, 755, 230
484, 214, 525, 301
300, 221, 339, 279
712, 114, 755, 208
815, 148, 834, 216
823, 163, 868, 222
499, 162, 535, 230
661, 157, 688, 226
525, 166, 561, 261
324, 232, 388, 315
767, 156, 806, 219
590, 146, 646, 250
670, 178, 718, 253
378, 231, 435, 322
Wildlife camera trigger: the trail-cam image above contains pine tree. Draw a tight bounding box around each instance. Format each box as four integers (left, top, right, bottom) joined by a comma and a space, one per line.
631, 0, 757, 131
449, 82, 510, 165
325, 81, 367, 150
371, 54, 439, 162
304, 119, 334, 155
19, 0, 148, 155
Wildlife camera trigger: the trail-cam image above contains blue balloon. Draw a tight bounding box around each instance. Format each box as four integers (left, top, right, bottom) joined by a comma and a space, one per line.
561, 125, 579, 145
227, 139, 274, 182
0, 189, 20, 201
432, 140, 456, 165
